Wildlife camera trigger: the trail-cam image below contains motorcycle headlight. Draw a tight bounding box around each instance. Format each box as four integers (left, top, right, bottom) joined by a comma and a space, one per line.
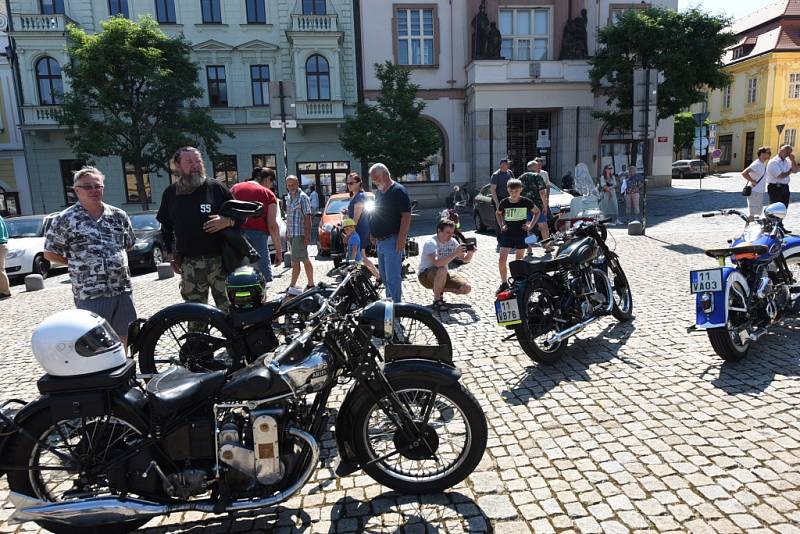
132, 241, 149, 251
357, 300, 394, 339
743, 223, 763, 242
322, 223, 334, 232
6, 249, 23, 260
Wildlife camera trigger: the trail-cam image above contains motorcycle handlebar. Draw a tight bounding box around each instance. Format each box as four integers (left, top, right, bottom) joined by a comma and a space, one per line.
701, 212, 716, 218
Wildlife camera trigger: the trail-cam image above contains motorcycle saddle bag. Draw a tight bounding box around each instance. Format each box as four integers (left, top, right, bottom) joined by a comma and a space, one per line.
37, 358, 137, 395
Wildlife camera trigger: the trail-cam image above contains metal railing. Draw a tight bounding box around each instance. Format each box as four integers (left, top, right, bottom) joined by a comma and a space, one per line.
291, 14, 338, 32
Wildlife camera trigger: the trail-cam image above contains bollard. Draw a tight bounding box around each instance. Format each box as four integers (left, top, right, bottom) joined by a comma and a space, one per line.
156, 262, 175, 280
627, 220, 644, 236
24, 274, 45, 292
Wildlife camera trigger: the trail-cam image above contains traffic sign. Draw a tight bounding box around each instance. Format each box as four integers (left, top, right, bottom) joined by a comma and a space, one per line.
777, 123, 786, 136
693, 112, 709, 126
711, 148, 722, 162
694, 127, 707, 139
708, 124, 717, 141
270, 119, 297, 128
694, 137, 709, 154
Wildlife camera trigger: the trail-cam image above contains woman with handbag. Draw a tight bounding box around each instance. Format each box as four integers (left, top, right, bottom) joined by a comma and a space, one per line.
741, 146, 771, 217
598, 165, 621, 224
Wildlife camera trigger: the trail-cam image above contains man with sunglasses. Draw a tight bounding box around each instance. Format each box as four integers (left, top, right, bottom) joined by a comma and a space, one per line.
44, 166, 137, 346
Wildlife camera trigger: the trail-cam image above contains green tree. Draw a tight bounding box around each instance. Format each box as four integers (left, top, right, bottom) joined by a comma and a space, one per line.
60, 16, 231, 209
590, 8, 738, 130
340, 61, 442, 178
673, 112, 696, 159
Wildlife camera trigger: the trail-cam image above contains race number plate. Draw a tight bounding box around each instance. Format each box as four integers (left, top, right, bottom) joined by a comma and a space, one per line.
495, 299, 522, 326
690, 268, 723, 293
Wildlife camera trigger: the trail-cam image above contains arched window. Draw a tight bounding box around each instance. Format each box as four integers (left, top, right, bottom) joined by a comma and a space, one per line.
398, 118, 447, 183
305, 54, 330, 101
36, 57, 64, 105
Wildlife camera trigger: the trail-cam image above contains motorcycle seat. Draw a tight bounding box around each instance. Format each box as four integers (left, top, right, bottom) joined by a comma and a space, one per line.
146, 366, 226, 417
510, 257, 564, 277
229, 300, 282, 328
705, 244, 769, 259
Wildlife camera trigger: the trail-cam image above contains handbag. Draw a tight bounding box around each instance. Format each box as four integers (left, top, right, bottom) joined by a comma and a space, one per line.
742, 167, 766, 197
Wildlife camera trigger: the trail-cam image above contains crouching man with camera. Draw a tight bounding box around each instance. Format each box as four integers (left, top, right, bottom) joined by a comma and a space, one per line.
418, 218, 474, 312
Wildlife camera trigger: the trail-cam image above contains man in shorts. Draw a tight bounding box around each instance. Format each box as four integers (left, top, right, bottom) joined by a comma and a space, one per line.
519, 159, 551, 257
496, 178, 536, 293
44, 167, 137, 345
285, 174, 314, 290
418, 219, 473, 311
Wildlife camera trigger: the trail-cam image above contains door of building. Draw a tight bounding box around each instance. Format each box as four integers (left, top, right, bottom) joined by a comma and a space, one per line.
507, 110, 551, 178
296, 161, 350, 208
744, 131, 755, 166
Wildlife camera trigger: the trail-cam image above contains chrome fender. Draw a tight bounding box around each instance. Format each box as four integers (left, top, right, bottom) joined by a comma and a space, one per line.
695, 268, 750, 329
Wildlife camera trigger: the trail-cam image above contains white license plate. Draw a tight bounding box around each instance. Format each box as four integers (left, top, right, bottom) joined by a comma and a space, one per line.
690, 268, 723, 293
495, 299, 522, 325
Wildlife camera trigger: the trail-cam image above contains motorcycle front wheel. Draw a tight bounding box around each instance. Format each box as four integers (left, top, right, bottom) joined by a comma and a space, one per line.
350, 376, 487, 494
5, 409, 151, 534
608, 258, 633, 322
514, 277, 567, 364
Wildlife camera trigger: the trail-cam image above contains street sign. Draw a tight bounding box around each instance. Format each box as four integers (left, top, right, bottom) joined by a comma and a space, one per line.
632, 105, 656, 138
692, 112, 709, 126
708, 124, 717, 141
633, 69, 659, 106
694, 138, 709, 154
270, 119, 297, 128
777, 123, 786, 136
711, 148, 722, 163
694, 127, 707, 139
269, 81, 296, 120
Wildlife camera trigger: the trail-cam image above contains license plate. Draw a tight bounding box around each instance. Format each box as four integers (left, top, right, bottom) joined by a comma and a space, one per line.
690, 268, 723, 293
495, 299, 522, 325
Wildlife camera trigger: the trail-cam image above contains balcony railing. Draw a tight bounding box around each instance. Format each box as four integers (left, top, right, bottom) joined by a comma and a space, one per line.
291, 14, 338, 32
22, 106, 64, 126
467, 59, 591, 85
11, 14, 73, 33
295, 100, 343, 121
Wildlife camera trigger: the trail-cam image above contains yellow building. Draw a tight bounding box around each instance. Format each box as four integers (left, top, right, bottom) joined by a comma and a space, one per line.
702, 0, 800, 172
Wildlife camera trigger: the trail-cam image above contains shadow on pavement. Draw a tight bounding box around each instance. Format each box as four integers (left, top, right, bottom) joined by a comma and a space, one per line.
326, 491, 492, 533
501, 320, 636, 405
709, 320, 800, 395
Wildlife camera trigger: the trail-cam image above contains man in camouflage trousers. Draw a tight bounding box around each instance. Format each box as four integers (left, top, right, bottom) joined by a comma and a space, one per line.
157, 147, 237, 310
44, 166, 137, 344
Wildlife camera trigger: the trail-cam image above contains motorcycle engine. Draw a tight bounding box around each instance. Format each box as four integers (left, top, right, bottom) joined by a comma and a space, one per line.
755, 272, 790, 322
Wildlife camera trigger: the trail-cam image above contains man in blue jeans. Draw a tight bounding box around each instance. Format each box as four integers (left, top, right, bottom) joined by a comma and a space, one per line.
369, 162, 412, 302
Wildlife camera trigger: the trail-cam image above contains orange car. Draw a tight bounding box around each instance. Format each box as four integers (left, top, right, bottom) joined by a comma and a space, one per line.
317, 191, 374, 255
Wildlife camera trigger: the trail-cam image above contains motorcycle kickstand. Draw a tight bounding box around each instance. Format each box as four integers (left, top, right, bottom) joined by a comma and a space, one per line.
502, 332, 517, 341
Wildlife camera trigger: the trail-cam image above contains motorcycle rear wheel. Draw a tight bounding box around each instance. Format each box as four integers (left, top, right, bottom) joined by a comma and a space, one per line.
707, 281, 750, 361
350, 376, 487, 494
6, 410, 151, 534
515, 277, 567, 364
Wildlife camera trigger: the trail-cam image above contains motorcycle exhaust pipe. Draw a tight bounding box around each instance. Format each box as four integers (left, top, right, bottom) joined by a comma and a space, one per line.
10, 427, 319, 527
542, 316, 599, 349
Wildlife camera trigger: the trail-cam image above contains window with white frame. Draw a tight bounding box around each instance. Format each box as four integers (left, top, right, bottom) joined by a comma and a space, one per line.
395, 7, 436, 66
722, 84, 732, 109
784, 128, 796, 148
789, 73, 800, 99
747, 78, 758, 104
498, 8, 550, 61
609, 3, 649, 25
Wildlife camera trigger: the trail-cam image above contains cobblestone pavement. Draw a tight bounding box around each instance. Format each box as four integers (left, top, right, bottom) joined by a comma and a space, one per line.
1, 175, 800, 533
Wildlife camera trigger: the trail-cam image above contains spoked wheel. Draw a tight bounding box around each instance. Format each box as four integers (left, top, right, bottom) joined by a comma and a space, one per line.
514, 277, 567, 364
707, 281, 751, 361
6, 411, 151, 534
137, 312, 240, 374
373, 307, 452, 361
608, 258, 633, 321
351, 377, 487, 494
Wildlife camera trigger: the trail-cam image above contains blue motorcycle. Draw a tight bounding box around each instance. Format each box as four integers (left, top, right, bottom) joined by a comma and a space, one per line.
690, 203, 800, 361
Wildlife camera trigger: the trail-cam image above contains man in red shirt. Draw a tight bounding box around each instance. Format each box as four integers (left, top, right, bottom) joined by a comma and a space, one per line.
231, 167, 283, 282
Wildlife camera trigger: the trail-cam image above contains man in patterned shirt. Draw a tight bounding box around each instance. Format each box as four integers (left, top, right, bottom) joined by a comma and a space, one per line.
285, 174, 314, 290
44, 166, 137, 344
519, 159, 550, 256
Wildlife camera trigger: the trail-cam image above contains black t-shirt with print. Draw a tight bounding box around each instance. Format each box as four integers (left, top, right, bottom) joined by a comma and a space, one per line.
498, 196, 534, 240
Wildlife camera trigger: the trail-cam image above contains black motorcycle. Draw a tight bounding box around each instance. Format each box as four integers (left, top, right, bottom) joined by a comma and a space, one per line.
0, 288, 487, 533
132, 263, 450, 374
494, 218, 633, 363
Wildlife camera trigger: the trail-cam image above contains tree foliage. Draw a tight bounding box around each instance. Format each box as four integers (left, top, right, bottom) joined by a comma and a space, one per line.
340, 61, 442, 177
590, 8, 738, 130
673, 112, 696, 158
60, 16, 231, 209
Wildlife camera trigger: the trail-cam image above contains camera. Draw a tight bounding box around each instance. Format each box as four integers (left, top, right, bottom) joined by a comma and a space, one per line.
463, 242, 476, 251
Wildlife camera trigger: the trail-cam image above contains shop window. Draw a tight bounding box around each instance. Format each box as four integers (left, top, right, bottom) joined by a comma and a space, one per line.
213, 155, 238, 187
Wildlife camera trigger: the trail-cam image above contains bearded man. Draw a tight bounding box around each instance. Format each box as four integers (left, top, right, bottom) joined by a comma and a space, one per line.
157, 146, 236, 310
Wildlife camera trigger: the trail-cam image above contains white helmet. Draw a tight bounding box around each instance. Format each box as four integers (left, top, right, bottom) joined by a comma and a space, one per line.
32, 310, 126, 377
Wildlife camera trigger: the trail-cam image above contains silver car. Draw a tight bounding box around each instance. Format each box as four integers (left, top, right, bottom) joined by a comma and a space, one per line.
3, 214, 65, 278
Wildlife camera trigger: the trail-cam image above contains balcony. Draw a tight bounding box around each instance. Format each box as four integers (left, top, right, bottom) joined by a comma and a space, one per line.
295, 100, 344, 121
21, 106, 64, 127
467, 59, 591, 85
11, 14, 73, 34
290, 14, 338, 32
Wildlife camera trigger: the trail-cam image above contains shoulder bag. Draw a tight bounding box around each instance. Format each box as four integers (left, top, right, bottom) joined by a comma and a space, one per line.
742, 166, 766, 197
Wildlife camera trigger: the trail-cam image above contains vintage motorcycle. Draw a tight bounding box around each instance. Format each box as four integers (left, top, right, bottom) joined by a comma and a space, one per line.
133, 263, 450, 375
495, 217, 633, 363
0, 284, 486, 533
689, 203, 800, 360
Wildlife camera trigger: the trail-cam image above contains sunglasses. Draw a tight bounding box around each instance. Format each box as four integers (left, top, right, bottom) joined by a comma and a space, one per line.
74, 185, 105, 191
346, 181, 358, 185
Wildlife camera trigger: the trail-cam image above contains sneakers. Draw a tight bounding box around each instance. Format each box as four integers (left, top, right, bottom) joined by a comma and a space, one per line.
496, 282, 509, 294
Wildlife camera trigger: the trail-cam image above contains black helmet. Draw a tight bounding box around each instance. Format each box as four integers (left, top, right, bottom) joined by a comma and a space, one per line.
226, 266, 265, 309
357, 300, 395, 338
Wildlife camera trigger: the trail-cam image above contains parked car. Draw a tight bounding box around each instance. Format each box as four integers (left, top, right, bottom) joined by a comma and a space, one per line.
672, 159, 709, 179
317, 192, 374, 256
3, 213, 64, 278
126, 211, 165, 271
473, 183, 575, 233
